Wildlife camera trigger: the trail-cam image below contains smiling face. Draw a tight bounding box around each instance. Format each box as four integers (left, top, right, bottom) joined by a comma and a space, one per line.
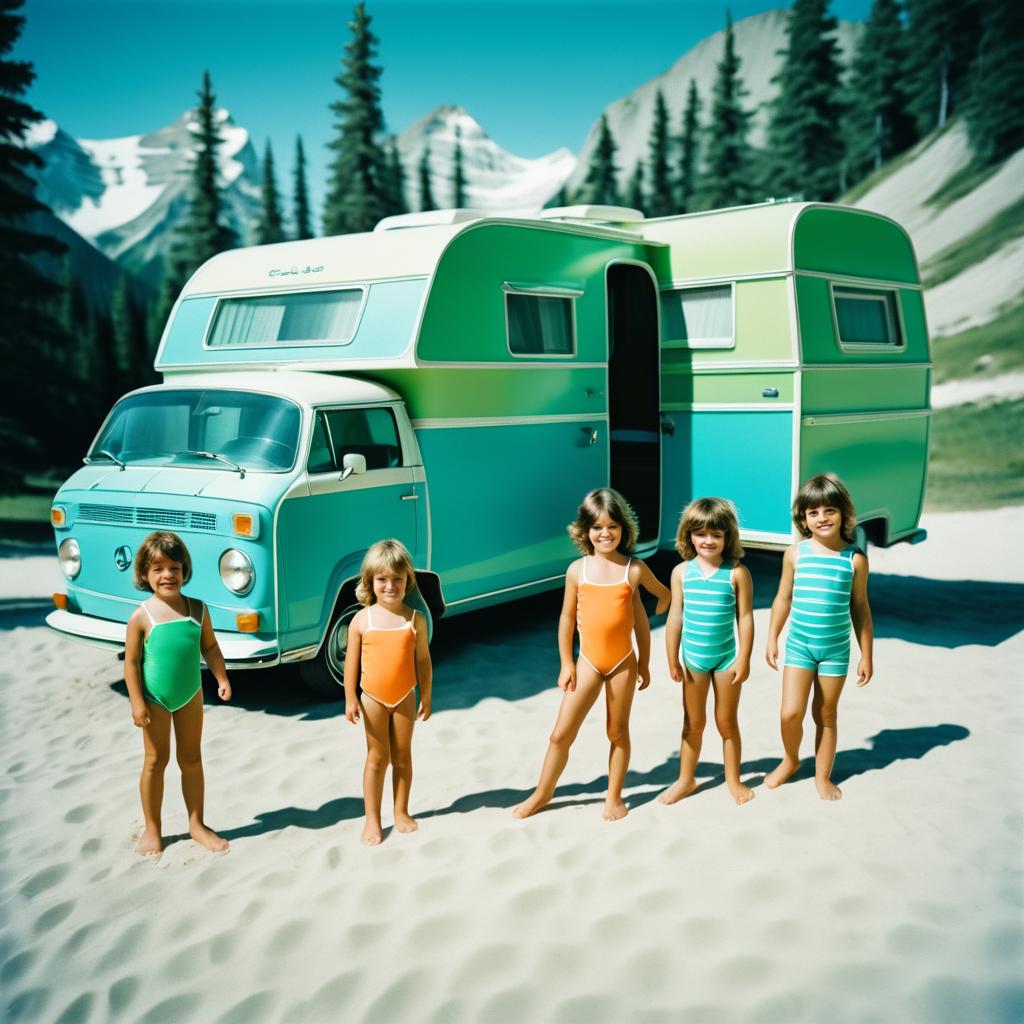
691, 527, 726, 562
803, 503, 844, 545
588, 513, 623, 555
372, 570, 409, 606
146, 552, 184, 598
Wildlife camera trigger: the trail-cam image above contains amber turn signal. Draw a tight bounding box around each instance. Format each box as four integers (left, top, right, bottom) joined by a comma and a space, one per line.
50, 507, 66, 528
236, 612, 260, 633
52, 593, 68, 609
232, 513, 257, 538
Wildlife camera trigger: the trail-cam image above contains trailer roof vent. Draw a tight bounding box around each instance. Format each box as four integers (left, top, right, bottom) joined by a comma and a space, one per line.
539, 205, 646, 225
375, 208, 483, 232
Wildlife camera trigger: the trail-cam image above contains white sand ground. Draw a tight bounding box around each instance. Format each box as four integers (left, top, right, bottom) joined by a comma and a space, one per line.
1, 511, 1022, 1024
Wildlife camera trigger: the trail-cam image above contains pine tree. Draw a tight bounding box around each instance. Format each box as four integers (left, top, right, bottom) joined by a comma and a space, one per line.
646, 90, 673, 216
845, 0, 917, 181
257, 140, 285, 244
964, 0, 1024, 166
698, 11, 755, 209
110, 275, 136, 391
418, 145, 436, 211
581, 115, 621, 205
626, 161, 646, 213
58, 256, 91, 381
452, 123, 467, 207
382, 137, 407, 215
323, 2, 389, 234
292, 135, 313, 239
764, 0, 846, 201
677, 79, 701, 212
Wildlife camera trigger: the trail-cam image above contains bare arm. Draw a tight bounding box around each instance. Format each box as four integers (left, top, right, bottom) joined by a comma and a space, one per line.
344, 610, 365, 723
850, 552, 874, 686
124, 609, 150, 727
732, 564, 754, 685
635, 560, 671, 616
632, 589, 651, 690
199, 603, 231, 700
766, 546, 797, 670
414, 611, 433, 720
557, 562, 580, 691
665, 564, 685, 683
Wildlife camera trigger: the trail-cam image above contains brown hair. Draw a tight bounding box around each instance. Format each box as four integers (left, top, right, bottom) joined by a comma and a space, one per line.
792, 473, 857, 543
133, 531, 192, 591
675, 497, 744, 561
567, 488, 639, 555
355, 539, 417, 606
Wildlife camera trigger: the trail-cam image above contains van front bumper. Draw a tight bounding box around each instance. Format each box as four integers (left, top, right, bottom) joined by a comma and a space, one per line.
45, 609, 281, 668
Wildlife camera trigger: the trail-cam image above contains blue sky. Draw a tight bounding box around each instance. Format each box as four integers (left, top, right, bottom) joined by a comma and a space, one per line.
19, 0, 872, 215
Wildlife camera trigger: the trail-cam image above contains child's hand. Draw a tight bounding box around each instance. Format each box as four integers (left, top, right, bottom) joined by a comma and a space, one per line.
345, 700, 360, 724
668, 658, 685, 683
637, 662, 651, 690
417, 699, 431, 721
557, 663, 576, 691
218, 678, 232, 701
732, 660, 750, 685
856, 657, 873, 687
131, 700, 150, 728
765, 638, 779, 671
655, 594, 670, 616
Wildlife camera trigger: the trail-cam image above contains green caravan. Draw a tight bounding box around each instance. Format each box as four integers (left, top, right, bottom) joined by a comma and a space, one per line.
47, 202, 930, 695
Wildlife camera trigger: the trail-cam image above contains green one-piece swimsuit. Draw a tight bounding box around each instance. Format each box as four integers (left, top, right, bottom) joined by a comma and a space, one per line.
141, 598, 203, 712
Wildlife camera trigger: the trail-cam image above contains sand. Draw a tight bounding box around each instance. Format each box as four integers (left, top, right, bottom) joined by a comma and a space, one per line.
1, 509, 1022, 1023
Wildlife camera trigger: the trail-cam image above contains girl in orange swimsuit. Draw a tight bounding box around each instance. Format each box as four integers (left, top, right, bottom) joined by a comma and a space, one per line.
344, 539, 432, 846
514, 489, 671, 822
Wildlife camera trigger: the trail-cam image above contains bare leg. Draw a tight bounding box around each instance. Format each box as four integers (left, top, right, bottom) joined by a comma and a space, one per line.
173, 691, 228, 852
812, 674, 846, 800
360, 696, 392, 844
712, 668, 753, 804
603, 654, 638, 820
389, 691, 418, 832
764, 667, 816, 788
513, 660, 605, 818
138, 703, 171, 855
659, 670, 710, 804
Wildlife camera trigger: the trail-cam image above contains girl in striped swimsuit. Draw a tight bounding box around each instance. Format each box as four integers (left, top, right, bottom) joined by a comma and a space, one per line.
765, 474, 874, 800
660, 498, 755, 807
514, 489, 671, 822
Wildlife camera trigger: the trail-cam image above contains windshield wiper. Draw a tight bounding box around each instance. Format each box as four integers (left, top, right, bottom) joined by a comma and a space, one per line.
83, 449, 126, 470
191, 450, 246, 478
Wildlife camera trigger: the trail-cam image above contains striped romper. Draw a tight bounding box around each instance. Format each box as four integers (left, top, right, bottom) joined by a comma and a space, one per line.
784, 540, 856, 677
681, 560, 737, 674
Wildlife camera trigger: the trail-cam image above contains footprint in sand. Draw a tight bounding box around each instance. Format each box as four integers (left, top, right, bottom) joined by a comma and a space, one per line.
510, 884, 560, 915
80, 837, 101, 858
266, 919, 310, 956
214, 992, 276, 1024
405, 913, 465, 946
478, 986, 538, 1023
486, 856, 527, 882
34, 901, 74, 936
107, 976, 140, 1016
53, 992, 94, 1024
362, 970, 432, 1021
97, 922, 148, 972
2, 949, 36, 985
63, 804, 96, 824
347, 921, 388, 947
450, 944, 520, 988
714, 954, 773, 986
20, 863, 71, 898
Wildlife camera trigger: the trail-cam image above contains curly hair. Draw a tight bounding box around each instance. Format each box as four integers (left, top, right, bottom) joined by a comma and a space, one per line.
792, 473, 857, 543
675, 497, 743, 561
567, 488, 639, 555
355, 538, 417, 606
133, 531, 192, 591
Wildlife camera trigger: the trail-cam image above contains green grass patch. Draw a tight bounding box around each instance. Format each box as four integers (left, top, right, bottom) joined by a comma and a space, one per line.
840, 140, 930, 205
923, 196, 1024, 288
932, 301, 1024, 383
925, 396, 1024, 510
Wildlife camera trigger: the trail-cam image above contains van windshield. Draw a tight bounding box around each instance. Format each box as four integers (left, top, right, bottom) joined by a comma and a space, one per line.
88, 390, 301, 471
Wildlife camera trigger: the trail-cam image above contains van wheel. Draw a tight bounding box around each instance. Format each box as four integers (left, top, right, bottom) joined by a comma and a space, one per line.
299, 603, 360, 699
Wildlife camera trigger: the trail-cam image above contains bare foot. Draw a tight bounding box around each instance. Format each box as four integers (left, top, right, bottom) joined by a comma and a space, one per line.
394, 812, 418, 834
658, 778, 698, 805
728, 781, 755, 805
190, 823, 229, 853
603, 798, 628, 821
361, 821, 383, 845
816, 779, 843, 801
512, 792, 549, 819
764, 758, 799, 789
136, 827, 163, 856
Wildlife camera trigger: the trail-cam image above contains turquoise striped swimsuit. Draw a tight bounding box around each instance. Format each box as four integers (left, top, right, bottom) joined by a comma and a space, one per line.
681, 560, 736, 674
784, 540, 855, 676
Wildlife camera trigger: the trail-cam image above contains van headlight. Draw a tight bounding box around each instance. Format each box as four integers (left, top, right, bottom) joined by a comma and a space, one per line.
219, 548, 254, 595
59, 538, 81, 580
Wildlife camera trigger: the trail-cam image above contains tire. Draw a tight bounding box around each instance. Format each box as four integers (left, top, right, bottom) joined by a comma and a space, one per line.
299, 602, 361, 698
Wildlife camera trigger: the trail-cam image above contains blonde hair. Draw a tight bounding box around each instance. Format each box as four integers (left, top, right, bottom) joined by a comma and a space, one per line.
133, 531, 192, 591
675, 497, 743, 561
355, 539, 417, 606
793, 473, 857, 543
567, 488, 639, 555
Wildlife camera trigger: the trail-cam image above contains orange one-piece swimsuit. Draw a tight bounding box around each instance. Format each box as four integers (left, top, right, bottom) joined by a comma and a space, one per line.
359, 607, 417, 708
576, 557, 635, 676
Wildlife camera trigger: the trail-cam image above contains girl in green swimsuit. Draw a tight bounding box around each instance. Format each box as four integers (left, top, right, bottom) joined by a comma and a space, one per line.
124, 531, 232, 856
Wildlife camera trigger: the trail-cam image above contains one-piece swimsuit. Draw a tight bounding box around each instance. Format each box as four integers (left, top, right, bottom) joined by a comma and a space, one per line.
141, 598, 203, 712
360, 606, 417, 708
576, 557, 635, 676
681, 559, 736, 674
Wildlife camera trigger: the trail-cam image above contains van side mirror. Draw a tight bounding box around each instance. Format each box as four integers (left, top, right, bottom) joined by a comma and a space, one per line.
340, 453, 367, 481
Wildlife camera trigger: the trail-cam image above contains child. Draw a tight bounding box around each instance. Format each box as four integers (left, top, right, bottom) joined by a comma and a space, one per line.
660, 498, 755, 807
123, 531, 232, 856
514, 488, 671, 822
764, 473, 874, 800
344, 539, 432, 845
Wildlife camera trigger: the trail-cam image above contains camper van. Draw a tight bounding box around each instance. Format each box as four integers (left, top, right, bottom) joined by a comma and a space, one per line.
47, 202, 931, 694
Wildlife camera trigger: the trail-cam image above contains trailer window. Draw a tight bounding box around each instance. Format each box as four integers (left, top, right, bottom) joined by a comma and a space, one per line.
207, 288, 365, 348
660, 284, 733, 348
832, 286, 902, 348
308, 407, 402, 473
506, 293, 575, 357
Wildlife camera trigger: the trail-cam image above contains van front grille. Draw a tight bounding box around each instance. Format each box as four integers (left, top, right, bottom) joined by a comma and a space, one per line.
78, 504, 217, 532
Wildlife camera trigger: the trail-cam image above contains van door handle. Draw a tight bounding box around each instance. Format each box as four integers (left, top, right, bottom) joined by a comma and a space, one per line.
579, 427, 599, 447
762, 387, 780, 398
401, 493, 419, 501
584, 388, 604, 398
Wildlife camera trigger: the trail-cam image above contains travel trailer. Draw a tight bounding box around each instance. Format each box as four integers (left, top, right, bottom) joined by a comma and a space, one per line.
47, 202, 931, 694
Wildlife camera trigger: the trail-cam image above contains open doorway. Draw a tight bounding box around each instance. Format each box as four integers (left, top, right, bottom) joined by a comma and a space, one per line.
606, 262, 661, 549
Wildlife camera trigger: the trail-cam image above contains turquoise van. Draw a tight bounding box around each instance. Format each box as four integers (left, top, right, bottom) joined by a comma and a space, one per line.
48, 203, 931, 694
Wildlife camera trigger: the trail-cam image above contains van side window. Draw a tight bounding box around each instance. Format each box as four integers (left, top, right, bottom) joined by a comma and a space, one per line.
832, 285, 903, 348
506, 293, 575, 356
207, 288, 365, 348
660, 284, 734, 349
307, 413, 334, 474
323, 407, 402, 470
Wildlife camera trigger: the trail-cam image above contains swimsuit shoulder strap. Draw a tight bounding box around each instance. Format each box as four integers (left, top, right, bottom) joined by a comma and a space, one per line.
579, 557, 590, 584
622, 558, 632, 583
141, 601, 157, 626
366, 606, 376, 630
187, 597, 203, 624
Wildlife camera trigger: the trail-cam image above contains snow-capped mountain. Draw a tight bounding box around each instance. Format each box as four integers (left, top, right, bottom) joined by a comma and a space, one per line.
396, 105, 575, 213
567, 8, 862, 194
27, 110, 261, 283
